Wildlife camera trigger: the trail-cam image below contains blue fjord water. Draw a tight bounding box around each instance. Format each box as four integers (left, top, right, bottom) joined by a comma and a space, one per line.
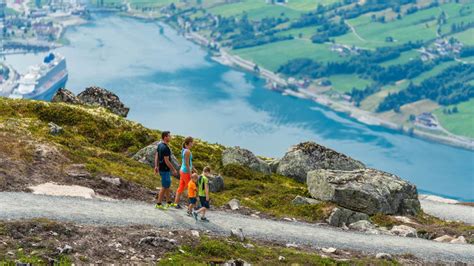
4, 15, 473, 201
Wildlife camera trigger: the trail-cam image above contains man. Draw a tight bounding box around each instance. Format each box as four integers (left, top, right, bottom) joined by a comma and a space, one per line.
154, 131, 178, 210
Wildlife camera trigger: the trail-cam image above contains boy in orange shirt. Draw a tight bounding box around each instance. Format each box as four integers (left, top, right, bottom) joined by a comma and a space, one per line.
187, 173, 199, 216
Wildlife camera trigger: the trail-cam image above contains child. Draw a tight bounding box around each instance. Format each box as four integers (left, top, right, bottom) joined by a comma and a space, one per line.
187, 173, 199, 216
193, 166, 211, 222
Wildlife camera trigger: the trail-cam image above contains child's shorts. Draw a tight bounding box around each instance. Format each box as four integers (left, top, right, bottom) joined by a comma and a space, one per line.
189, 197, 197, 204
199, 196, 210, 209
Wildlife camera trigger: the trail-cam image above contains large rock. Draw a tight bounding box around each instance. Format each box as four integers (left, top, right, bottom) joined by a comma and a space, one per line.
307, 168, 420, 215
52, 88, 82, 104
208, 175, 224, 192
132, 142, 180, 177
77, 86, 130, 117
277, 142, 364, 182
222, 147, 271, 174
327, 207, 369, 227
390, 225, 417, 238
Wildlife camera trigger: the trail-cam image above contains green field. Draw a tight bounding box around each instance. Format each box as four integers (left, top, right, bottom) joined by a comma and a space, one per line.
275, 26, 319, 39
328, 74, 372, 93
233, 39, 344, 72
451, 28, 474, 45
434, 99, 474, 138
334, 3, 458, 49
411, 60, 459, 85
380, 50, 420, 67
359, 83, 407, 112
286, 0, 340, 11
208, 0, 303, 20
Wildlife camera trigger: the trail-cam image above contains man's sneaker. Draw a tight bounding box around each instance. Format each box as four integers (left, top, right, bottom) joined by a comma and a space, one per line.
200, 217, 209, 222
187, 210, 192, 217
166, 203, 176, 208
174, 204, 183, 209
192, 211, 198, 221
155, 204, 166, 210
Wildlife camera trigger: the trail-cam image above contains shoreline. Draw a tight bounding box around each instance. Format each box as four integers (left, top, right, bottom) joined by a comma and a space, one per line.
179, 30, 474, 151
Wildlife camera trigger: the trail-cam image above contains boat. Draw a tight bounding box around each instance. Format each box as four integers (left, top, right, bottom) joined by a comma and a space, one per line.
10, 53, 68, 101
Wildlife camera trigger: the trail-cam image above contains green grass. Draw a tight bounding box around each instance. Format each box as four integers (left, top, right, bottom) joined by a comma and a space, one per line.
233, 39, 344, 72
160, 236, 392, 265
411, 60, 459, 85
328, 74, 372, 94
451, 28, 474, 45
434, 99, 474, 138
286, 0, 340, 11
380, 50, 420, 67
208, 0, 303, 20
275, 25, 319, 39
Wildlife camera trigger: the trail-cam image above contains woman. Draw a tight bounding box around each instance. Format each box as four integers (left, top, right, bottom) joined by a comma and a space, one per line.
173, 136, 195, 209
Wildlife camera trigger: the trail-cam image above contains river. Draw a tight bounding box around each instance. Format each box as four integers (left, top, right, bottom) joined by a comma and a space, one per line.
3, 15, 473, 201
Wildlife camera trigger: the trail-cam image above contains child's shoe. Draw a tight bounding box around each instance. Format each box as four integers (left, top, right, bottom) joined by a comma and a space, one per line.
200, 217, 209, 222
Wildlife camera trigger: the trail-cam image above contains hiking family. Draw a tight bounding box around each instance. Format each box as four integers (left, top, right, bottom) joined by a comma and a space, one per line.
154, 131, 211, 222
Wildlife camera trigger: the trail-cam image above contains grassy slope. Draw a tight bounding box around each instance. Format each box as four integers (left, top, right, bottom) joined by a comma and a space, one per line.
328, 74, 372, 93
434, 99, 474, 138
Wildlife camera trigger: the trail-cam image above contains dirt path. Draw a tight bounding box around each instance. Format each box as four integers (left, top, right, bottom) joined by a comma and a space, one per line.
1, 192, 473, 263
345, 21, 366, 42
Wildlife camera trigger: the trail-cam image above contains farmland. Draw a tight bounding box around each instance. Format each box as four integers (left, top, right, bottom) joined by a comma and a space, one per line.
122, 0, 474, 140
434, 99, 474, 138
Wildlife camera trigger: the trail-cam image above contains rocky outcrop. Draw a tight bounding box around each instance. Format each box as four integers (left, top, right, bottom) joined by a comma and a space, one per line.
52, 88, 82, 104
77, 86, 130, 117
327, 207, 369, 227
222, 147, 271, 174
307, 168, 420, 215
390, 225, 417, 238
132, 142, 180, 177
277, 142, 364, 182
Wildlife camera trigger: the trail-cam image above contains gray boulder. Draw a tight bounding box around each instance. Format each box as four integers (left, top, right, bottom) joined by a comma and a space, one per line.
307, 168, 420, 215
327, 207, 369, 227
390, 225, 417, 238
277, 142, 364, 182
52, 88, 82, 104
132, 142, 180, 177
208, 175, 224, 192
348, 220, 379, 234
78, 86, 130, 117
222, 146, 271, 174
291, 195, 321, 205
227, 199, 240, 210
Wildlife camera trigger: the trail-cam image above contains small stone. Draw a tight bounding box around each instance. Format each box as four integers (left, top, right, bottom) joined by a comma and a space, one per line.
433, 235, 455, 243
50, 231, 58, 236
230, 228, 245, 242
450, 236, 467, 244
60, 244, 73, 254
227, 199, 240, 211
390, 225, 417, 238
283, 217, 292, 221
393, 216, 416, 224
322, 247, 336, 254
7, 251, 14, 256
292, 195, 321, 205
191, 230, 200, 238
179, 249, 186, 254
117, 249, 126, 254
48, 122, 63, 135
250, 214, 260, 219
278, 255, 286, 261
168, 231, 174, 236
242, 243, 254, 249
376, 253, 393, 260
100, 176, 121, 186
285, 243, 298, 248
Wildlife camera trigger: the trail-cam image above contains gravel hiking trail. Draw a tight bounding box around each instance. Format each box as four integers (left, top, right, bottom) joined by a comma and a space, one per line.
1, 192, 473, 263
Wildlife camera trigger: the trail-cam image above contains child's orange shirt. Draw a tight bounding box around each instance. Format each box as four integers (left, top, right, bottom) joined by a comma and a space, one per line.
188, 180, 197, 198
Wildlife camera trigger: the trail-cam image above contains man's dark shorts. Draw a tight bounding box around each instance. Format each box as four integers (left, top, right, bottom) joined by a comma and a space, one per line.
189, 197, 197, 204
160, 171, 171, 189
199, 196, 210, 209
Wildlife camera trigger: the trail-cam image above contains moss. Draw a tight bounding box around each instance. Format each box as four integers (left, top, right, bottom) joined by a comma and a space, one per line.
370, 213, 400, 229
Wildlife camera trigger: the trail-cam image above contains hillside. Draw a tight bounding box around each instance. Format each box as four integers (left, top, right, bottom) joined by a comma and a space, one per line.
0, 95, 473, 264
94, 0, 474, 142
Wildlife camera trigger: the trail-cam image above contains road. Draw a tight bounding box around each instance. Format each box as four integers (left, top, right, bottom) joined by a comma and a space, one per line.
0, 192, 473, 263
